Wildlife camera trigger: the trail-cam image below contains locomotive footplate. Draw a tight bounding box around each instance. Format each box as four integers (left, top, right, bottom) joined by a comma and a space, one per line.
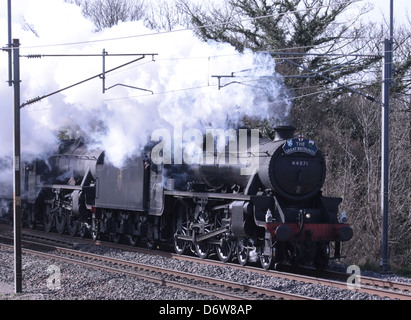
266, 222, 353, 242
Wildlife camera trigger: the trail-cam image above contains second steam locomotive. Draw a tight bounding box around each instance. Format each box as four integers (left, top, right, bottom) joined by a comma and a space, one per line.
19, 125, 352, 270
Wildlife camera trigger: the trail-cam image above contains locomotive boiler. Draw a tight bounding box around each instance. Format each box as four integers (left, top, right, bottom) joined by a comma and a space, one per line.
22, 125, 352, 270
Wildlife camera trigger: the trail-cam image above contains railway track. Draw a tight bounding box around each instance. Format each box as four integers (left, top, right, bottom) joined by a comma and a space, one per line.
169, 255, 411, 300
1, 224, 410, 300
0, 234, 312, 300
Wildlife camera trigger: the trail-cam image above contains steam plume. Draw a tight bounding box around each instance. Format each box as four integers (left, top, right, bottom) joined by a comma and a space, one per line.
0, 0, 292, 195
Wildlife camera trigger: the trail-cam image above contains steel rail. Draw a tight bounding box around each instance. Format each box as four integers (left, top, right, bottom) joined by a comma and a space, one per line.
0, 239, 312, 300
2, 225, 410, 300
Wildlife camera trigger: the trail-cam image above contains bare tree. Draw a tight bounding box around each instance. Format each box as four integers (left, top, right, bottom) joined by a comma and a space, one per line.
144, 0, 186, 31
73, 0, 145, 31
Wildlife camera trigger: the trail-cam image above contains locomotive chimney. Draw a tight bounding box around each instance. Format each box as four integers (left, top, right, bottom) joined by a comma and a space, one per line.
273, 125, 296, 141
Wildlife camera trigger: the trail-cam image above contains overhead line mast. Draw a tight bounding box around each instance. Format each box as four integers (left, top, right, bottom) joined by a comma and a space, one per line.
380, 0, 394, 274
4, 0, 23, 294
21, 52, 157, 107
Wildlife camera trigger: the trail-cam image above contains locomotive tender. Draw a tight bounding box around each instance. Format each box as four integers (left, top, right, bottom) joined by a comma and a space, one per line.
22, 125, 352, 270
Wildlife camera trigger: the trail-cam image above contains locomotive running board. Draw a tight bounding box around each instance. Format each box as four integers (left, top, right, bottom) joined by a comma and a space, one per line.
43, 184, 83, 190
175, 226, 228, 243
165, 190, 250, 201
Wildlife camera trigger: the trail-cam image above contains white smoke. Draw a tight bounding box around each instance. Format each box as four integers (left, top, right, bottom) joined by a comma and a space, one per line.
0, 0, 292, 194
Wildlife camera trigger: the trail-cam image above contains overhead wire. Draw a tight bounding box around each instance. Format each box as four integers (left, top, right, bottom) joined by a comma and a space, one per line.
18, 0, 383, 110
22, 51, 379, 110
20, 39, 379, 106
96, 76, 373, 105
25, 83, 350, 113
18, 0, 364, 50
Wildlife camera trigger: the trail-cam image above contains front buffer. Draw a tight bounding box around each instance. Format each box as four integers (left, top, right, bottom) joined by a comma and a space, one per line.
264, 220, 353, 270
266, 222, 353, 243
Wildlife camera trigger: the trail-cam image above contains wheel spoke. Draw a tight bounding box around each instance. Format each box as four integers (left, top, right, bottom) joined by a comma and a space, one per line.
216, 238, 233, 263
43, 203, 54, 232
174, 233, 187, 255
78, 222, 88, 238
173, 205, 191, 255
91, 217, 99, 241
55, 208, 67, 234
260, 242, 273, 270
111, 233, 122, 243
314, 242, 330, 270
146, 239, 157, 250
236, 238, 249, 266
128, 235, 140, 246
67, 215, 78, 236
195, 242, 210, 259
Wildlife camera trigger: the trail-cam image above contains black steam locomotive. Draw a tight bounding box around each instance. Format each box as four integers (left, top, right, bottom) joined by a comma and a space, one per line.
20, 125, 352, 270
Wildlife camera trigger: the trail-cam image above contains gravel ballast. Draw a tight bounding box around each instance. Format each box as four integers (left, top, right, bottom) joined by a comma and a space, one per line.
0, 245, 410, 300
